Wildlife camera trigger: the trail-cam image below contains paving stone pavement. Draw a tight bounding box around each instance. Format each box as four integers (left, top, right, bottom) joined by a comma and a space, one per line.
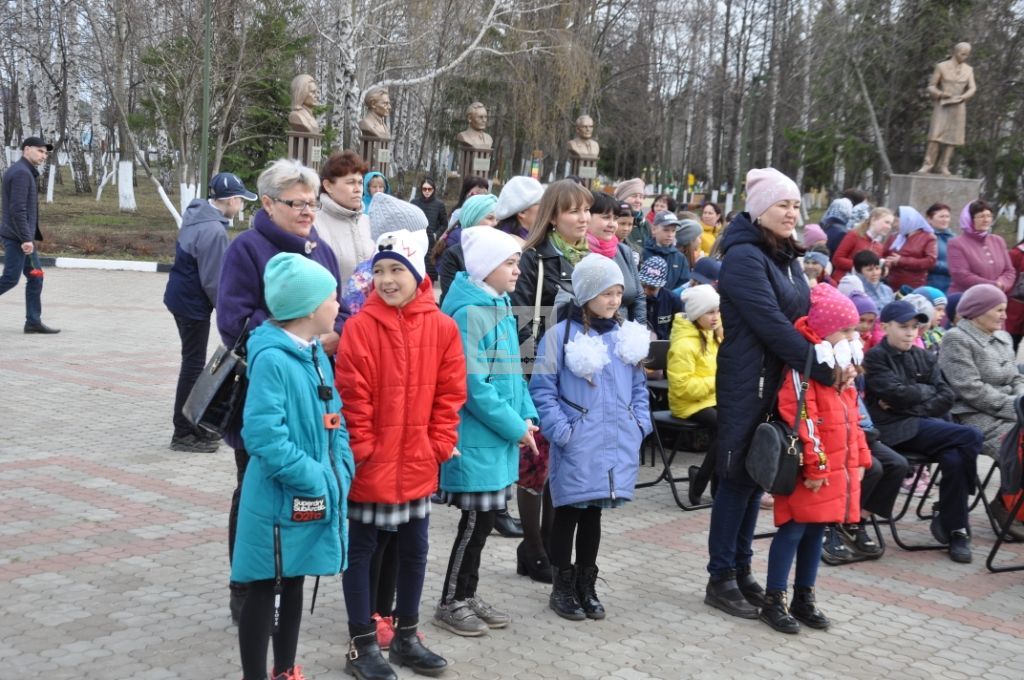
2, 268, 1023, 680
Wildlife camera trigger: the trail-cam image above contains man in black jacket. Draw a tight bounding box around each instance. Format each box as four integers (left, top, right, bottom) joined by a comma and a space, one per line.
864, 299, 981, 563
0, 136, 59, 333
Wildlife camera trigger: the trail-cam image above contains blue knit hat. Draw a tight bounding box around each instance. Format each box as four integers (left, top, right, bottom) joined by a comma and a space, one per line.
459, 193, 498, 229
263, 253, 337, 320
912, 286, 948, 308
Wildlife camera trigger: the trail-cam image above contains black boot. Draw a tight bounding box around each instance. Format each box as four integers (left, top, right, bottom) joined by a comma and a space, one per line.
704, 570, 758, 619
493, 508, 524, 538
574, 564, 605, 620
759, 590, 800, 634
791, 586, 830, 629
229, 582, 247, 625
516, 540, 552, 583
549, 566, 586, 621
735, 564, 766, 608
345, 624, 397, 680
389, 615, 447, 677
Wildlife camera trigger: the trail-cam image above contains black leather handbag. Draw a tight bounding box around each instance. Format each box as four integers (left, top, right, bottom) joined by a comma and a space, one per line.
746, 346, 815, 496
182, 322, 249, 437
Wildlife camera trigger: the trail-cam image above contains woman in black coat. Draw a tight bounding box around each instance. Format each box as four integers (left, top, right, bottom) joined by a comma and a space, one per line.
410, 177, 447, 240
706, 168, 838, 620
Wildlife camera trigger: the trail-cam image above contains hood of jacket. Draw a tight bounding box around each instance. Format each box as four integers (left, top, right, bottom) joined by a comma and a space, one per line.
320, 192, 363, 221
643, 240, 679, 258
441, 271, 510, 317
246, 320, 319, 367
362, 172, 390, 211
181, 198, 229, 230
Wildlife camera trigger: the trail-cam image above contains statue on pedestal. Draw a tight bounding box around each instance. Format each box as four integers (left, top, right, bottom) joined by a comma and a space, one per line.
288, 74, 320, 135
358, 86, 391, 141
455, 102, 492, 150
567, 115, 599, 160
916, 43, 976, 176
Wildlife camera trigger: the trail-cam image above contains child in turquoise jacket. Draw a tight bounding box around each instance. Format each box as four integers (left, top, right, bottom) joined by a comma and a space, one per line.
436, 226, 539, 637
233, 253, 355, 680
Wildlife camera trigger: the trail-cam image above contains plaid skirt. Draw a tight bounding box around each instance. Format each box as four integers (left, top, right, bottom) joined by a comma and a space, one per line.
348, 495, 431, 531
439, 484, 513, 512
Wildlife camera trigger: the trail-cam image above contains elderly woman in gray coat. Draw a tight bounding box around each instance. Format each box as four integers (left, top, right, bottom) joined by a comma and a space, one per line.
938, 283, 1024, 537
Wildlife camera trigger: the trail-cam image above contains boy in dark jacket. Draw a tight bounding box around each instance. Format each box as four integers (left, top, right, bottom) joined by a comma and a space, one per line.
639, 256, 682, 341
164, 172, 256, 452
863, 299, 982, 564
642, 211, 689, 291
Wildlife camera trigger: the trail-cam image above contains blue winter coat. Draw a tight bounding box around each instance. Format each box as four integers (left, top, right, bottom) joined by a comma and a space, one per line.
231, 323, 355, 583
529, 317, 651, 507
643, 240, 689, 291
440, 272, 538, 492
164, 200, 229, 320
715, 212, 836, 480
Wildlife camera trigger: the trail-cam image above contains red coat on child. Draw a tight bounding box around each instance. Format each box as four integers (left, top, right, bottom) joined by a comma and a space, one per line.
336, 277, 467, 504
774, 318, 873, 526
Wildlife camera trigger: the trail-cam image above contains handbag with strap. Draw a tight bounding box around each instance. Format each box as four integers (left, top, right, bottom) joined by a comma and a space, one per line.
745, 345, 815, 496
183, 320, 250, 437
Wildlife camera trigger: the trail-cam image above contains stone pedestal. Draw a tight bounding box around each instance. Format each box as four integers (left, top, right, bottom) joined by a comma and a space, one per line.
361, 136, 391, 175
569, 155, 598, 186
459, 146, 491, 180
287, 131, 323, 171
889, 173, 983, 214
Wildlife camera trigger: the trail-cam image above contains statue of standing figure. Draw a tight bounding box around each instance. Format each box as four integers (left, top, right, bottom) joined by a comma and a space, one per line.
916, 42, 977, 176
288, 74, 320, 135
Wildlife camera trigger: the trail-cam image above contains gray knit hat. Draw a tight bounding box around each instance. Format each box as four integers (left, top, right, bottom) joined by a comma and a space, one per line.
571, 253, 624, 305
675, 219, 702, 247
368, 192, 428, 241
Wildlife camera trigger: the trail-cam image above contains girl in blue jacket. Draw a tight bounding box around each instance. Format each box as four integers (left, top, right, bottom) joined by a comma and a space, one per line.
233, 253, 354, 680
530, 253, 652, 622
436, 226, 539, 637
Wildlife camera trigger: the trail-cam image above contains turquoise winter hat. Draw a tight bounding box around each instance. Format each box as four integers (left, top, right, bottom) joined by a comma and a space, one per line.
459, 193, 498, 229
263, 253, 337, 321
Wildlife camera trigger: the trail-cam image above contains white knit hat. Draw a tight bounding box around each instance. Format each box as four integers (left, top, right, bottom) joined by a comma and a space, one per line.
571, 254, 624, 305
680, 284, 720, 322
462, 226, 522, 283
368, 192, 428, 241
495, 176, 544, 221
373, 229, 428, 284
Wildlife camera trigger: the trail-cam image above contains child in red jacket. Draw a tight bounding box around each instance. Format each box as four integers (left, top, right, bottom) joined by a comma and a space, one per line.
761, 284, 872, 635
336, 228, 467, 679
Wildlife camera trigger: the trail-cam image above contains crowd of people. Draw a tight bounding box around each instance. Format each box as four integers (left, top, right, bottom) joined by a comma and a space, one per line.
150, 149, 1024, 679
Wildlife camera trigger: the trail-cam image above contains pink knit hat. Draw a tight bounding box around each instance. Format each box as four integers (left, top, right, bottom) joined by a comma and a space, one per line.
745, 168, 800, 220
802, 223, 827, 247
808, 283, 860, 339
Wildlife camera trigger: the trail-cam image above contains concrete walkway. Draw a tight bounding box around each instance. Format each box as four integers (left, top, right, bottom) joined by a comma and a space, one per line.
1, 268, 1022, 679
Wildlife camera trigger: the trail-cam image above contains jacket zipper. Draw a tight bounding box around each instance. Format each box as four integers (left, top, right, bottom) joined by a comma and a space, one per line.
841, 397, 853, 524
397, 308, 407, 501
272, 524, 283, 632
608, 469, 616, 501
560, 396, 588, 414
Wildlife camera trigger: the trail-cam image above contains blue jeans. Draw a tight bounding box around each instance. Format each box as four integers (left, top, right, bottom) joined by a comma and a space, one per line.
343, 516, 429, 628
765, 521, 826, 592
706, 475, 763, 579
0, 237, 42, 324
900, 417, 981, 533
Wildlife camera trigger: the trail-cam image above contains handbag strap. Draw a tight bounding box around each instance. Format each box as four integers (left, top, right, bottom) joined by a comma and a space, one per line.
530, 257, 545, 341
789, 345, 815, 431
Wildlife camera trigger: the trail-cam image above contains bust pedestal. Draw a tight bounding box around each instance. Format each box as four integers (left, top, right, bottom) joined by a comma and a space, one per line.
287, 131, 323, 171
459, 146, 492, 180
889, 173, 982, 214
361, 135, 391, 175
569, 155, 598, 186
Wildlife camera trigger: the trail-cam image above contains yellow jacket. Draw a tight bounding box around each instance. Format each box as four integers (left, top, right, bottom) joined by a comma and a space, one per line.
667, 314, 718, 419
700, 223, 719, 254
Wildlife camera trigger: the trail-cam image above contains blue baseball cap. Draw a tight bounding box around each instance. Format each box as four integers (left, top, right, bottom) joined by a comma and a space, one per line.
879, 300, 928, 324
690, 257, 721, 285
209, 172, 257, 201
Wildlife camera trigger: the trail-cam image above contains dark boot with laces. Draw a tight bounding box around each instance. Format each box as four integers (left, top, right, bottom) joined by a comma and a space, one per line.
574, 564, 605, 620
759, 590, 800, 634
549, 566, 586, 620
790, 586, 831, 630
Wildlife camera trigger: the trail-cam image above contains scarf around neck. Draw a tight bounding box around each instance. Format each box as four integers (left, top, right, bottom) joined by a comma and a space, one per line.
569, 303, 618, 334
586, 232, 620, 258
550, 231, 590, 266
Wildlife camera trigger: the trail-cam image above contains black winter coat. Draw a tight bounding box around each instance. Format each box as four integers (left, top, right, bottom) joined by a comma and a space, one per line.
437, 243, 465, 304
0, 158, 42, 243
411, 195, 448, 240
510, 237, 575, 345
715, 212, 835, 480
863, 338, 956, 446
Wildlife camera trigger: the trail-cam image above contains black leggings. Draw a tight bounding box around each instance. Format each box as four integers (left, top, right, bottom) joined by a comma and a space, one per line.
369, 531, 398, 616
687, 407, 718, 494
238, 576, 304, 680
550, 506, 602, 569
440, 509, 496, 603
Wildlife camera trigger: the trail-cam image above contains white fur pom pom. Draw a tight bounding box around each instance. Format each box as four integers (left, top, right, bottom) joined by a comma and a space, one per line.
564, 331, 611, 382
615, 320, 651, 365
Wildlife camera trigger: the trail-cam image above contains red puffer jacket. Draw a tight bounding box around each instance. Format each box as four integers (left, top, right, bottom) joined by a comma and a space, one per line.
336, 277, 467, 504
774, 318, 872, 526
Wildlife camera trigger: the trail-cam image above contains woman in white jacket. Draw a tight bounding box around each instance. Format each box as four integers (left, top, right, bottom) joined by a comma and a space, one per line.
317, 150, 375, 284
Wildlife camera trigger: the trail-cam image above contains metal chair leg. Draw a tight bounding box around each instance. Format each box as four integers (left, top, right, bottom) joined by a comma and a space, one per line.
986, 488, 1024, 573
636, 427, 711, 511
